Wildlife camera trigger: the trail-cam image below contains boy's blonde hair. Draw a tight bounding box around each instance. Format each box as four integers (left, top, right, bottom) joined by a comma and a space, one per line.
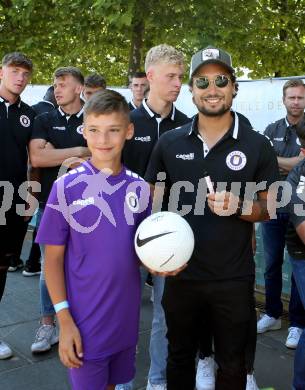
144, 44, 184, 72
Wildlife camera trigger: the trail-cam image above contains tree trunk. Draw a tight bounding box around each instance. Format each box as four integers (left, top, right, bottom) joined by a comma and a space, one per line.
127, 4, 145, 85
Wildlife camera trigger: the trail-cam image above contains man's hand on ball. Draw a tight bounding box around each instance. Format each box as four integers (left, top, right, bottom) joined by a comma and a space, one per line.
146, 263, 188, 277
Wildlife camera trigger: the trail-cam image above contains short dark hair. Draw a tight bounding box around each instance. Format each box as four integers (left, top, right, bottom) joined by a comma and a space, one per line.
130, 71, 147, 80
43, 86, 57, 107
296, 125, 305, 148
54, 66, 84, 85
283, 79, 305, 97
2, 52, 33, 72
84, 73, 106, 89
84, 89, 130, 120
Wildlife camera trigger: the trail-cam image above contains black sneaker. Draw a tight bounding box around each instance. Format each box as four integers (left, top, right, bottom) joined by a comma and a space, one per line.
22, 261, 41, 276
7, 256, 23, 272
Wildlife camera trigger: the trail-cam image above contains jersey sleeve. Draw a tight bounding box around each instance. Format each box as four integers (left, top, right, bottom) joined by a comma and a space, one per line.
144, 139, 167, 185
31, 113, 49, 141
255, 136, 280, 189
36, 179, 70, 245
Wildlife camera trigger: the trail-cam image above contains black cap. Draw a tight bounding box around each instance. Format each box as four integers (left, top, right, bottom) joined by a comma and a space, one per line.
189, 46, 234, 78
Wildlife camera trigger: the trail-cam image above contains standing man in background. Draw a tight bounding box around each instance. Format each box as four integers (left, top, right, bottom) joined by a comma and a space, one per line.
22, 85, 58, 277
128, 71, 149, 111
29, 66, 90, 354
258, 79, 305, 350
0, 52, 35, 359
82, 73, 106, 101
119, 44, 189, 390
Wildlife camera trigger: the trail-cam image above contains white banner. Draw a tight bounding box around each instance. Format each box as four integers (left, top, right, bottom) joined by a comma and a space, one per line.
22, 77, 305, 133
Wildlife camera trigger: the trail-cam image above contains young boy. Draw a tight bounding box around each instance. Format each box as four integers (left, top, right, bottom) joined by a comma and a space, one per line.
36, 89, 151, 390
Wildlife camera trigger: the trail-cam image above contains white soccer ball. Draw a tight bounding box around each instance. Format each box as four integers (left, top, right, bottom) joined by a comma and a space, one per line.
134, 211, 195, 272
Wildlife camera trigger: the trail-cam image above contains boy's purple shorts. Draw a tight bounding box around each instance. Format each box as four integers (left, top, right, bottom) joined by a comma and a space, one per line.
68, 346, 136, 390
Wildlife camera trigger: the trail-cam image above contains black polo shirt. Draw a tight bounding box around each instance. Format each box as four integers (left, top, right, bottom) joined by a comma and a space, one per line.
123, 99, 190, 177
31, 106, 86, 206
128, 100, 137, 111
264, 116, 303, 164
0, 96, 35, 193
145, 113, 279, 281
32, 100, 56, 116
285, 160, 305, 259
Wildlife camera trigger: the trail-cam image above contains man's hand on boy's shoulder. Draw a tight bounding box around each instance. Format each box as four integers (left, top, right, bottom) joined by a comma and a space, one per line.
57, 312, 83, 369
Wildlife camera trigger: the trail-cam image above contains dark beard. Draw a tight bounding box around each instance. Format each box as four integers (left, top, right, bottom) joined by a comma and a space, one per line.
197, 104, 231, 117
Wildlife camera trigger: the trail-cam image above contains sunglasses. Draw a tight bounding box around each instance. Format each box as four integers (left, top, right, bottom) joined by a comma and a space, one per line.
194, 75, 231, 89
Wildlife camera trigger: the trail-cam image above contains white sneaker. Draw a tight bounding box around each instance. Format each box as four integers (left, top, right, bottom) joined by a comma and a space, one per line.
0, 341, 13, 359
257, 314, 281, 334
285, 327, 303, 349
196, 357, 215, 390
246, 374, 259, 390
146, 381, 167, 390
31, 324, 59, 353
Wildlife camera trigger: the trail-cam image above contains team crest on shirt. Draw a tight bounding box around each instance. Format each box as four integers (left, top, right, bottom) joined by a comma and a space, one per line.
226, 151, 247, 171
125, 192, 139, 212
296, 138, 301, 146
20, 115, 31, 127
76, 125, 84, 135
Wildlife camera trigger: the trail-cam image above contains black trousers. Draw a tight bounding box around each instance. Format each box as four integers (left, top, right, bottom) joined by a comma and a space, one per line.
0, 207, 28, 301
162, 277, 256, 390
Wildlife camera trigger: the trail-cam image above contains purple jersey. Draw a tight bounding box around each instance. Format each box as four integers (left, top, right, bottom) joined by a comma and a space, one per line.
36, 161, 151, 359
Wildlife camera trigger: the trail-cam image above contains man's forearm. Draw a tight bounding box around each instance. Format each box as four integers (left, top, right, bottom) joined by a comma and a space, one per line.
31, 147, 90, 168
278, 155, 304, 172
239, 199, 270, 223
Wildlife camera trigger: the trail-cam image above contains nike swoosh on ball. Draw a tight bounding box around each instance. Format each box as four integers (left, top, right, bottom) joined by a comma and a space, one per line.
136, 231, 175, 247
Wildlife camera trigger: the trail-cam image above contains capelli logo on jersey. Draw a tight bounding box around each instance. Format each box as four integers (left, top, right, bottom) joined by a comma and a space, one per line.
297, 175, 305, 194
135, 136, 151, 142
72, 197, 95, 206
176, 153, 194, 160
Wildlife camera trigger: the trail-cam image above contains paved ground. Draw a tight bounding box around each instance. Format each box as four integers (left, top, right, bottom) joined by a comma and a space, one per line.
0, 233, 295, 390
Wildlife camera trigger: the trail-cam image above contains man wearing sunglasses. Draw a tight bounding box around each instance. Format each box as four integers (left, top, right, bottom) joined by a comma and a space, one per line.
145, 46, 279, 390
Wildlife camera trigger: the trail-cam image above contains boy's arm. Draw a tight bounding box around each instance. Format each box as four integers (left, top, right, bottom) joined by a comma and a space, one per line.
45, 245, 83, 369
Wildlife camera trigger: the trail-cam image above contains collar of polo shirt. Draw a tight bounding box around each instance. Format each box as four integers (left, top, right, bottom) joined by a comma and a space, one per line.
58, 106, 84, 118
142, 99, 176, 121
188, 111, 240, 140
0, 95, 21, 107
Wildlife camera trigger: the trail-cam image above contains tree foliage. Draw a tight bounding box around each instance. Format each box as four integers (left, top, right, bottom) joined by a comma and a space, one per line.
1, 0, 305, 84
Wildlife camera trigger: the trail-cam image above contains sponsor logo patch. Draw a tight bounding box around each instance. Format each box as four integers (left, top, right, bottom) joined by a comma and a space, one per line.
226, 151, 247, 171
202, 48, 220, 61
135, 136, 151, 142
20, 115, 30, 127
72, 197, 95, 206
53, 126, 66, 131
176, 153, 194, 160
